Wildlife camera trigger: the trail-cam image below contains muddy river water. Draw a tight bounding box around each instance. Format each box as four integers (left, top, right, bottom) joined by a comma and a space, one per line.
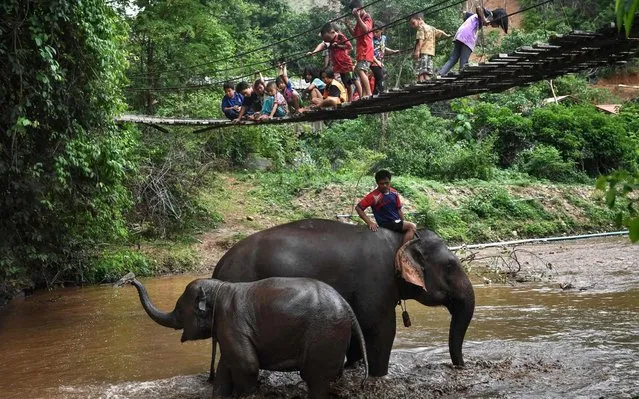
0, 237, 637, 398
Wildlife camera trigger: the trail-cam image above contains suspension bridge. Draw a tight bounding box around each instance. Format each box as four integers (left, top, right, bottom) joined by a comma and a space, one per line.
116, 13, 639, 134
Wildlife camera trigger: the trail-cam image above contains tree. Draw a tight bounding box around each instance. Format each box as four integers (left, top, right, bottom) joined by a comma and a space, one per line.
0, 0, 135, 285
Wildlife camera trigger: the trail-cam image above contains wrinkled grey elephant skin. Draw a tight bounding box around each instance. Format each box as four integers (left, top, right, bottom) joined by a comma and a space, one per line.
130, 276, 368, 399
211, 219, 475, 378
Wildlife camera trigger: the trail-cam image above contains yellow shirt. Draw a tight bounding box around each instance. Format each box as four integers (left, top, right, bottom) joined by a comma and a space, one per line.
416, 21, 446, 56
323, 79, 348, 103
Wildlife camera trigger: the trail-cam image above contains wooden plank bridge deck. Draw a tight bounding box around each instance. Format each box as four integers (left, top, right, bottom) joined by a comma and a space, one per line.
116, 19, 639, 133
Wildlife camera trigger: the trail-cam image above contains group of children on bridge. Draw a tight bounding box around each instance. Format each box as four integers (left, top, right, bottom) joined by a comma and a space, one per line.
221, 0, 508, 121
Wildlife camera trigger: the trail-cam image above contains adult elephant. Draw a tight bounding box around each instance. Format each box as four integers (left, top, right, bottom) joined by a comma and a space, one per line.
210, 218, 474, 378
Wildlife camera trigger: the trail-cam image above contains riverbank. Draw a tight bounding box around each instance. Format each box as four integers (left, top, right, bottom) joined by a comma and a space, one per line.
193, 171, 622, 270
0, 170, 626, 308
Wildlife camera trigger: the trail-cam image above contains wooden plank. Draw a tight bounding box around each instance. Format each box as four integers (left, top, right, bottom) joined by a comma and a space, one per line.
114, 19, 639, 130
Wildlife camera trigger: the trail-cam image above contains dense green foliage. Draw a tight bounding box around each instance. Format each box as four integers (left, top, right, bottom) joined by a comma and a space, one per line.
299, 84, 638, 183
1, 0, 135, 289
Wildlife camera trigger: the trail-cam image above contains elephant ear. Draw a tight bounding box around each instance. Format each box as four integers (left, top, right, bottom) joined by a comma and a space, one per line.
395, 239, 427, 291
197, 287, 208, 312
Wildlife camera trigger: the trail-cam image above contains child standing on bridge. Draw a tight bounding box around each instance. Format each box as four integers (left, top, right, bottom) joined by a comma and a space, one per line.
410, 13, 450, 82
308, 23, 360, 102
356, 170, 416, 245
438, 6, 508, 76
346, 0, 374, 99
371, 22, 400, 94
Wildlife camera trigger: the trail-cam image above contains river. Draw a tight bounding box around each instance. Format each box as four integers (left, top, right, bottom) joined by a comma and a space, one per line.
0, 237, 637, 398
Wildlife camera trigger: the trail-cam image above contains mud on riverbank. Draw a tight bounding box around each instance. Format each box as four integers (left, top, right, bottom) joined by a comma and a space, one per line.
58, 341, 638, 398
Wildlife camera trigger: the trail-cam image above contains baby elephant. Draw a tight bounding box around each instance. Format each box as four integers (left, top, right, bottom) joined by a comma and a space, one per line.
125, 275, 368, 398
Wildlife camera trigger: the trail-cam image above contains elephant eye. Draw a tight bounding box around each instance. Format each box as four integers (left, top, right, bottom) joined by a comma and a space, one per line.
412, 248, 426, 261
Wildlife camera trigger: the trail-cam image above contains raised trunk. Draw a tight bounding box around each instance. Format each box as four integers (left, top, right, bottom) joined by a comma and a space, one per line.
131, 278, 181, 329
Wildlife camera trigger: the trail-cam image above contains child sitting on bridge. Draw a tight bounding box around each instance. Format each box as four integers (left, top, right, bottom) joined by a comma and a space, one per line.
302, 65, 326, 105
299, 68, 347, 111
233, 79, 265, 122
221, 81, 244, 120
276, 62, 300, 113
255, 81, 288, 120
356, 169, 416, 245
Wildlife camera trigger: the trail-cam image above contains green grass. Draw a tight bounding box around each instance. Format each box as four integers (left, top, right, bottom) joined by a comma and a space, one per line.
246, 168, 619, 245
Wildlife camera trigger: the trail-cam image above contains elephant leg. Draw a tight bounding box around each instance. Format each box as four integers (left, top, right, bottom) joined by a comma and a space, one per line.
212, 356, 233, 399
304, 376, 331, 399
301, 366, 333, 399
364, 308, 396, 377
229, 367, 258, 397
228, 347, 260, 397
208, 338, 217, 382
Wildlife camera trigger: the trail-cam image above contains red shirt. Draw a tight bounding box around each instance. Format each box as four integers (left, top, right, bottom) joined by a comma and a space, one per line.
329, 32, 354, 74
357, 188, 402, 224
354, 13, 374, 62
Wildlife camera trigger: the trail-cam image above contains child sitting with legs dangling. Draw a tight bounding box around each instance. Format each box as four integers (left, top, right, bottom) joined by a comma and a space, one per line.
255, 81, 288, 120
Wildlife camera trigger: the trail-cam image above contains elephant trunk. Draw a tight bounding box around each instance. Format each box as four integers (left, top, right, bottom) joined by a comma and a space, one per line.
131, 278, 182, 330
447, 287, 475, 367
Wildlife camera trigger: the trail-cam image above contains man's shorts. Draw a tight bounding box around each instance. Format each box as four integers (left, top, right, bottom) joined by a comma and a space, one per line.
379, 220, 404, 233
416, 54, 434, 76
355, 60, 372, 73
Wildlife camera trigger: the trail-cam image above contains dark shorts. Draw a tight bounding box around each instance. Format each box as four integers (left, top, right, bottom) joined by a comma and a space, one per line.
338, 71, 356, 85
379, 220, 404, 233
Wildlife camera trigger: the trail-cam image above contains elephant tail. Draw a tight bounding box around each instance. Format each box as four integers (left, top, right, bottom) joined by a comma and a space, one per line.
347, 303, 369, 385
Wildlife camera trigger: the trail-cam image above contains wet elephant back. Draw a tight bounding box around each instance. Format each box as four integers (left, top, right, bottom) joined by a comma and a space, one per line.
234, 277, 352, 371
212, 219, 402, 325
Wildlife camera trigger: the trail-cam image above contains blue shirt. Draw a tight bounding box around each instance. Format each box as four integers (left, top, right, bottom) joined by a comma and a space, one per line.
221, 92, 243, 115
310, 77, 326, 91
373, 35, 387, 60
358, 188, 402, 225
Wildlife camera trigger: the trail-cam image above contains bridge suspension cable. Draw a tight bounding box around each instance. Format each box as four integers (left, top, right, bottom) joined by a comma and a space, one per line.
125, 0, 471, 92
128, 0, 387, 80
125, 0, 556, 93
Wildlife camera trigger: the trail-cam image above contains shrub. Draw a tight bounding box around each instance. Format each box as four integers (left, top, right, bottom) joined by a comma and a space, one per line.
466, 102, 534, 167
203, 124, 301, 167
432, 140, 497, 181
514, 145, 583, 182
91, 250, 151, 283
129, 129, 219, 238
530, 105, 638, 175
